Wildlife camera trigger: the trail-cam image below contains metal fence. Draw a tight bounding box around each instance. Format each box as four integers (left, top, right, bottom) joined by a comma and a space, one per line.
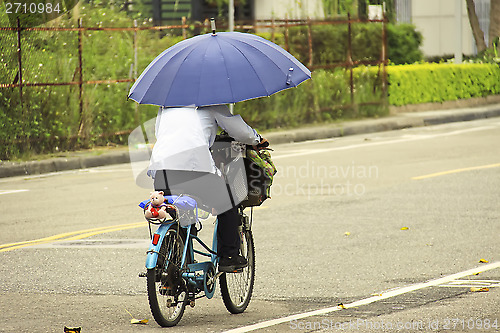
256, 15, 389, 109
0, 16, 387, 156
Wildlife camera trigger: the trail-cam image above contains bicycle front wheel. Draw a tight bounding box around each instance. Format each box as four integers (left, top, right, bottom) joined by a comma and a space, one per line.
147, 228, 187, 327
220, 229, 255, 314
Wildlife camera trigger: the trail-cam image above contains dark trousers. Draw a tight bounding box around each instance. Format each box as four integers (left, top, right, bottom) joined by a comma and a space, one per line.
154, 170, 240, 258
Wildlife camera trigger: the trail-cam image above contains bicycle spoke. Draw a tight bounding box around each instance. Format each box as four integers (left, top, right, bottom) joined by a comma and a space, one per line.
220, 230, 255, 313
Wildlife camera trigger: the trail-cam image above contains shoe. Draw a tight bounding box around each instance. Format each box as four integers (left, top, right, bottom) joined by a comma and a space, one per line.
219, 255, 248, 273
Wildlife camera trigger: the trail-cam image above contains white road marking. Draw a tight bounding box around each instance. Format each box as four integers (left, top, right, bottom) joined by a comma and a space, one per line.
0, 189, 29, 195
224, 262, 500, 333
0, 167, 131, 183
273, 125, 497, 160
439, 279, 500, 288
0, 170, 80, 182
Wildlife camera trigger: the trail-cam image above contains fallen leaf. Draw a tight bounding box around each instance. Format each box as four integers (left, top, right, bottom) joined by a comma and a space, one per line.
371, 293, 383, 296
338, 303, 346, 309
474, 272, 482, 276
400, 227, 409, 230
124, 308, 148, 325
470, 287, 489, 292
479, 258, 489, 263
64, 328, 81, 333
344, 232, 351, 236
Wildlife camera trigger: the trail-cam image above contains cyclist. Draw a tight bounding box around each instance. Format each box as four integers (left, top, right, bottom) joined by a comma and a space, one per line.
148, 105, 267, 272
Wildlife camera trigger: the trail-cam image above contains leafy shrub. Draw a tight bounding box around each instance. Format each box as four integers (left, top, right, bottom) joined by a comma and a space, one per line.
0, 4, 179, 159
386, 24, 423, 64
387, 63, 500, 106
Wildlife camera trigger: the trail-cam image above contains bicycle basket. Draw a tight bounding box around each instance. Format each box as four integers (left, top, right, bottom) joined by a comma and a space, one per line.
213, 132, 277, 208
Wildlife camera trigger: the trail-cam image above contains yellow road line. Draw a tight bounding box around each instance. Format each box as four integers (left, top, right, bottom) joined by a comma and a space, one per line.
412, 163, 500, 180
64, 224, 146, 241
0, 221, 147, 252
0, 222, 146, 249
1, 207, 267, 252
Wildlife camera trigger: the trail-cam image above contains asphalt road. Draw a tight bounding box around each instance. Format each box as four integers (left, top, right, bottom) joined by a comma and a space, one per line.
0, 118, 499, 332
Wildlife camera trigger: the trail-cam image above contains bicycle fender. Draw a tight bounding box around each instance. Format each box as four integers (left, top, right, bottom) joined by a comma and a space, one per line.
145, 223, 175, 269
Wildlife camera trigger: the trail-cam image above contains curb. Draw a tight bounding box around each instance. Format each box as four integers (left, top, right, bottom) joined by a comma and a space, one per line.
0, 150, 130, 179
1, 104, 500, 179
264, 104, 500, 144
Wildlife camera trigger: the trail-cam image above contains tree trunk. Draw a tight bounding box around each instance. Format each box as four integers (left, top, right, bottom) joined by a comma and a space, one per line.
466, 0, 487, 52
489, 0, 500, 50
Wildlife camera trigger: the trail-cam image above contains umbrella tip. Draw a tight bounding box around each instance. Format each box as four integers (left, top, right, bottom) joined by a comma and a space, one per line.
210, 18, 216, 35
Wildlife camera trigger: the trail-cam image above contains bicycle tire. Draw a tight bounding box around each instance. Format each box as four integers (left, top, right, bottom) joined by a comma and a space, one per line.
220, 229, 255, 314
147, 228, 187, 327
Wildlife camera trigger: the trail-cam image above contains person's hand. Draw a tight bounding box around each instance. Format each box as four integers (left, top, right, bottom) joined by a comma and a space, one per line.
255, 137, 269, 150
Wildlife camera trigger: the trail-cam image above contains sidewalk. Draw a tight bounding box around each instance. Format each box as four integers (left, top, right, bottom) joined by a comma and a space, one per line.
1, 103, 500, 179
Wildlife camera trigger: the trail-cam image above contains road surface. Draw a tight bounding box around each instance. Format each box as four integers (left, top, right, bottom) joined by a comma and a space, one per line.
0, 118, 499, 332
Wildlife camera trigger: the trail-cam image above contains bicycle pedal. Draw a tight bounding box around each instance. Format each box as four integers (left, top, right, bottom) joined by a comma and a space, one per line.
138, 272, 147, 277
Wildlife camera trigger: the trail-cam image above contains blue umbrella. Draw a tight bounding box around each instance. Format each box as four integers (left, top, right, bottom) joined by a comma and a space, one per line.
128, 31, 311, 107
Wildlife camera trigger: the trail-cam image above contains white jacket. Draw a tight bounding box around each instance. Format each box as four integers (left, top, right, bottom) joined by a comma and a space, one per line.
149, 105, 260, 174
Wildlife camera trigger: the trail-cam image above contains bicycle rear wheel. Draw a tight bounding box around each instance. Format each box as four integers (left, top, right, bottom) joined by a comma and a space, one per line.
220, 229, 255, 314
147, 228, 187, 327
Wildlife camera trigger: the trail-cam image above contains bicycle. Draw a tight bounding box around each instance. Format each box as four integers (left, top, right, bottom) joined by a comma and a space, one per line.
140, 197, 255, 327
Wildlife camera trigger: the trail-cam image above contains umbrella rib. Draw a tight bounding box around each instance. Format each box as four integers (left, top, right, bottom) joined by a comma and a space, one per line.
134, 42, 195, 104
213, 37, 236, 104
235, 48, 271, 96
249, 40, 311, 94
228, 38, 285, 96
161, 43, 203, 107
197, 38, 217, 106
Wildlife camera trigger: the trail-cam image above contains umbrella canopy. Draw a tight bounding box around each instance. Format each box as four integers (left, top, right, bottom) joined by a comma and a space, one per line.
128, 31, 311, 107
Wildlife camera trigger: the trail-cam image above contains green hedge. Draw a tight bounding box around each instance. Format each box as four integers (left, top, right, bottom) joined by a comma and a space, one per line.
387, 63, 500, 106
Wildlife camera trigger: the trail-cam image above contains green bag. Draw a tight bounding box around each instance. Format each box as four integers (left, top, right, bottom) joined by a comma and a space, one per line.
241, 149, 277, 207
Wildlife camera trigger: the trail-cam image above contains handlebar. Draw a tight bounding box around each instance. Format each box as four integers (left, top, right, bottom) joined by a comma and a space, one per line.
256, 139, 269, 149
215, 131, 269, 150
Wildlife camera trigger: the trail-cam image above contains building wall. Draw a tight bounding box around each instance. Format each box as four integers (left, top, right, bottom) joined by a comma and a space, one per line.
411, 0, 474, 57
254, 0, 325, 20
